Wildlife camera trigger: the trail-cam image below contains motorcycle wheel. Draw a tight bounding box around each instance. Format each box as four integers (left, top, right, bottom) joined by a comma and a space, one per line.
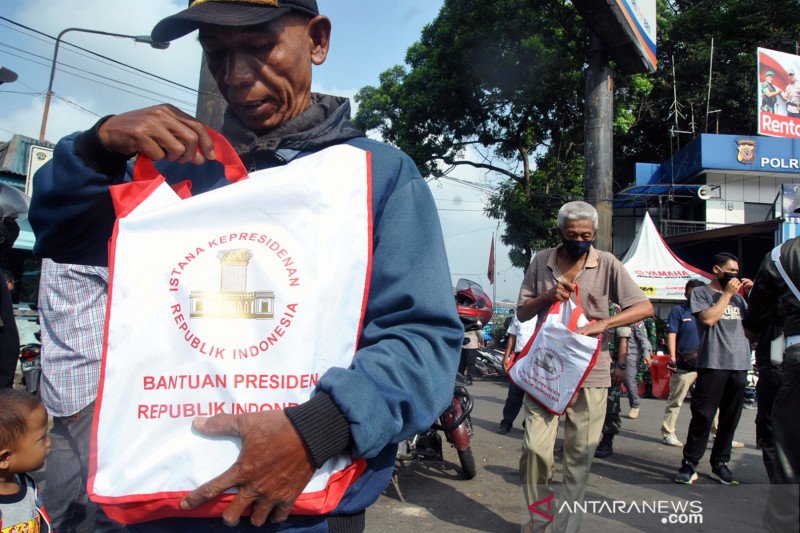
457, 447, 477, 479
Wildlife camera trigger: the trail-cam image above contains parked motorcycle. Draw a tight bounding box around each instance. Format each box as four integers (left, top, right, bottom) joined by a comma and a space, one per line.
474, 348, 506, 379
396, 373, 477, 480
455, 278, 493, 332
19, 340, 41, 395
19, 303, 41, 395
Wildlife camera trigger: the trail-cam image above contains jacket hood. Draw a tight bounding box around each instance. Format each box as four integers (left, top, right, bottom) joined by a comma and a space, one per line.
220, 93, 364, 159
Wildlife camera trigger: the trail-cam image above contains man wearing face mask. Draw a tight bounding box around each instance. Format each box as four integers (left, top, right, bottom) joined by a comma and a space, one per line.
516, 201, 652, 532
676, 252, 753, 486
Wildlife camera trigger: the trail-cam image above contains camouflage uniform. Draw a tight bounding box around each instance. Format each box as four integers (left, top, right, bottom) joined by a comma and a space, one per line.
598, 306, 624, 452
636, 318, 657, 397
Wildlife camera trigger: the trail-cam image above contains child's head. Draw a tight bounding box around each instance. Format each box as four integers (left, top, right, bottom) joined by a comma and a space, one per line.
0, 389, 50, 475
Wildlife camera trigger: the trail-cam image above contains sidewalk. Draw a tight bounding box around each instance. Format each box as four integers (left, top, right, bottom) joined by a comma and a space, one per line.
367, 379, 769, 532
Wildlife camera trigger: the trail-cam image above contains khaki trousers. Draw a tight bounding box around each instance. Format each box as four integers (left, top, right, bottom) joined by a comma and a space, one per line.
520, 387, 607, 533
660, 370, 720, 439
661, 370, 697, 438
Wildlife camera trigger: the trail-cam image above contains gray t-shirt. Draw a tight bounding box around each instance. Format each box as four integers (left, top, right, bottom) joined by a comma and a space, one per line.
690, 285, 750, 370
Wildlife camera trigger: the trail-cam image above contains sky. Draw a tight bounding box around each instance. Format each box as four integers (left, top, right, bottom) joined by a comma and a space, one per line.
0, 0, 525, 302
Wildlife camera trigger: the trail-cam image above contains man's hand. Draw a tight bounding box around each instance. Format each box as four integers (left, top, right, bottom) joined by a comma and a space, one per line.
99, 105, 217, 164
724, 277, 743, 297
575, 320, 606, 338
547, 281, 574, 303
612, 366, 625, 385
643, 355, 652, 366
741, 277, 754, 294
180, 411, 315, 527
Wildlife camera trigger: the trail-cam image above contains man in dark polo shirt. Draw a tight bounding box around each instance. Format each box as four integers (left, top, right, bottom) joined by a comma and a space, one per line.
660, 279, 705, 446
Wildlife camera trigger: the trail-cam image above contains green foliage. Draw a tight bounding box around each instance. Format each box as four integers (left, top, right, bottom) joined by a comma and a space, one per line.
615, 0, 800, 179
486, 151, 585, 267
354, 0, 800, 269
354, 0, 590, 269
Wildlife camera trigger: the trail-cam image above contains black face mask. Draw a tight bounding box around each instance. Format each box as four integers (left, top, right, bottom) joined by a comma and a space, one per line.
718, 271, 738, 288
562, 239, 593, 260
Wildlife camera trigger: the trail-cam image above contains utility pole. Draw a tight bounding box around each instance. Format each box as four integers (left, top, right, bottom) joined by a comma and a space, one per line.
195, 54, 225, 129
584, 33, 614, 252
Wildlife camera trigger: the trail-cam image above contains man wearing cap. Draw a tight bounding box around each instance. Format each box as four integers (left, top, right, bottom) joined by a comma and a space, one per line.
782, 70, 800, 118
761, 71, 780, 113
29, 1, 462, 531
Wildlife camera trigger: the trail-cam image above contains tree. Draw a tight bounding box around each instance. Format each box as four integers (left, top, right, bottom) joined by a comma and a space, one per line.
615, 0, 800, 179
356, 0, 800, 268
354, 0, 590, 268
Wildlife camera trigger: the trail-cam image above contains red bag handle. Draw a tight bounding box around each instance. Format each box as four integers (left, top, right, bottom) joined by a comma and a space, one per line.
132, 126, 248, 184
566, 284, 597, 332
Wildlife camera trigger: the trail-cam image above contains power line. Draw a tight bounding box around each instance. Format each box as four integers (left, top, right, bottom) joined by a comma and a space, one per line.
0, 43, 197, 108
0, 48, 194, 114
444, 226, 496, 238
0, 16, 220, 103
438, 175, 497, 192
51, 93, 102, 118
0, 90, 42, 96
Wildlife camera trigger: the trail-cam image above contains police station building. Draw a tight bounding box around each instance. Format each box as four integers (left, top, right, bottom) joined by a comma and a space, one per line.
613, 133, 800, 278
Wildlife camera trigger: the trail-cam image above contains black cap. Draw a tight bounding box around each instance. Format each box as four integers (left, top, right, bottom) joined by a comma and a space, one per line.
0, 66, 18, 84
152, 0, 319, 42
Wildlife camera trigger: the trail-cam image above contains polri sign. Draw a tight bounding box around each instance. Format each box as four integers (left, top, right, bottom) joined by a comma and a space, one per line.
757, 47, 800, 138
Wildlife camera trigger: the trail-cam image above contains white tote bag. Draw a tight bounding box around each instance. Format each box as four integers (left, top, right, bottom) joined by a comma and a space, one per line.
509, 285, 601, 415
88, 129, 370, 523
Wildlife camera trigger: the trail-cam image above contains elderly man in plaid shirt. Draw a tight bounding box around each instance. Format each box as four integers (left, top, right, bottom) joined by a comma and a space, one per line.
38, 259, 126, 532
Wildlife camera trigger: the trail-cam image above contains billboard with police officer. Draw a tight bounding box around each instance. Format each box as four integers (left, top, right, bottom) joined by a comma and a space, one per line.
758, 47, 800, 138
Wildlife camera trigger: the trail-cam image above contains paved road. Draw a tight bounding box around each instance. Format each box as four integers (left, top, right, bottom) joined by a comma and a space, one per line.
366, 376, 771, 532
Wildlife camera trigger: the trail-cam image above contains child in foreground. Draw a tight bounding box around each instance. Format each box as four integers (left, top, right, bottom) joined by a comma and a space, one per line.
0, 388, 52, 532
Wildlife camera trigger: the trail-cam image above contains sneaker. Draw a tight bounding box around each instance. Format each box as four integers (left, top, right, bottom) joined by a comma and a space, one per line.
594, 440, 613, 458
496, 425, 511, 435
662, 435, 684, 447
731, 440, 745, 448
627, 407, 640, 419
675, 461, 698, 484
711, 462, 739, 485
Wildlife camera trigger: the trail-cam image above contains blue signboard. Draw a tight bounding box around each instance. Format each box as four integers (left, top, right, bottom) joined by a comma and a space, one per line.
637, 134, 800, 186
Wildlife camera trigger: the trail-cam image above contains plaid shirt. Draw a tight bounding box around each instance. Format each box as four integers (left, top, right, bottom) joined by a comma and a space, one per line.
38, 259, 108, 417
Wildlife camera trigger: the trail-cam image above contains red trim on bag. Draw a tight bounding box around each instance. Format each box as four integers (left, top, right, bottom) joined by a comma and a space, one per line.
507, 284, 602, 416
109, 177, 167, 218
354, 152, 374, 346
88, 213, 124, 504
132, 127, 247, 184
170, 179, 193, 199
90, 144, 373, 524
92, 458, 367, 525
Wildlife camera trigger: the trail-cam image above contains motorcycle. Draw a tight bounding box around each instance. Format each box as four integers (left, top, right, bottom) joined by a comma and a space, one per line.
19, 304, 41, 395
19, 340, 41, 395
396, 373, 477, 481
474, 348, 506, 379
455, 278, 493, 332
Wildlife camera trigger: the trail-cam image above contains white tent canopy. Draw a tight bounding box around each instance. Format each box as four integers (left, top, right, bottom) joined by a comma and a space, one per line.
622, 213, 712, 301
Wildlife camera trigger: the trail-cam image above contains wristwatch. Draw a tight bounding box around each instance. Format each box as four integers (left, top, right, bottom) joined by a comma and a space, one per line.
615, 361, 627, 369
